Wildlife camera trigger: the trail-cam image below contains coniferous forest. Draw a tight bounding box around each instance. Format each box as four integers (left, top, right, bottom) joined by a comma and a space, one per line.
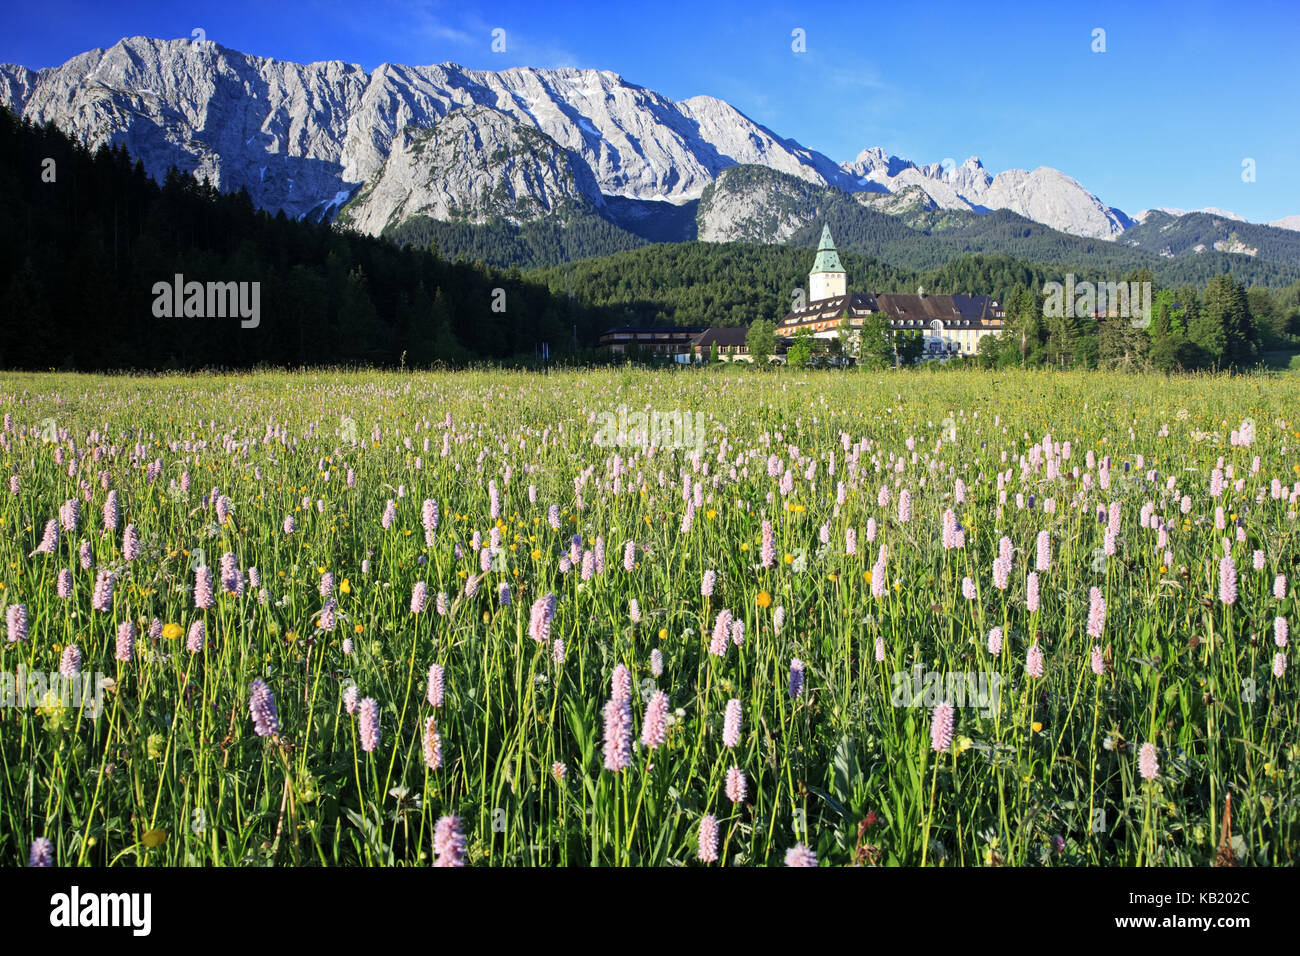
1, 107, 1297, 372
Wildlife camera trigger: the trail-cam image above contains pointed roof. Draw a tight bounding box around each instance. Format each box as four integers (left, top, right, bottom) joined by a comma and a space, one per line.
810, 224, 844, 274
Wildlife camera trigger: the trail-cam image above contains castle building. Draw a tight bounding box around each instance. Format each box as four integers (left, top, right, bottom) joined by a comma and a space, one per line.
777, 225, 1004, 360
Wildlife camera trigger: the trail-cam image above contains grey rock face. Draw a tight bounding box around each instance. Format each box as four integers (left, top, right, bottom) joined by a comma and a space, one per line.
841, 149, 1128, 239
337, 106, 600, 233
0, 36, 850, 228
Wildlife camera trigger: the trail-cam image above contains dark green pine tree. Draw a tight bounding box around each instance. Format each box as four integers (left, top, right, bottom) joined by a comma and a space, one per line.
1218, 275, 1259, 367
1189, 277, 1229, 366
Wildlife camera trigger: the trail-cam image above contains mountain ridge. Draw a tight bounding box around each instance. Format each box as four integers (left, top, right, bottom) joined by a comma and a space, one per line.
2, 35, 1294, 253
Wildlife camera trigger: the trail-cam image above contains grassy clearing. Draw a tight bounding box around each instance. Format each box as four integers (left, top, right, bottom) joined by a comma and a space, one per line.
1, 367, 1297, 866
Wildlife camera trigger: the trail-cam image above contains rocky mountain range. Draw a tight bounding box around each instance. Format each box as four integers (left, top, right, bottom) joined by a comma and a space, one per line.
2, 35, 1294, 253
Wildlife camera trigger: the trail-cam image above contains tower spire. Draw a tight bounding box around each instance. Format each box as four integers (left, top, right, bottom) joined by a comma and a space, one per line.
809, 223, 846, 302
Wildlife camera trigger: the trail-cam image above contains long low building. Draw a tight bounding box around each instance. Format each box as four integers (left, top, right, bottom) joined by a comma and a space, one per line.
777, 226, 1004, 360
687, 326, 789, 363
597, 325, 707, 357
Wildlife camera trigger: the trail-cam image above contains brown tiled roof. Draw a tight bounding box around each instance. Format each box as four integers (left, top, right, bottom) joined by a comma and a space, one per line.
692, 327, 751, 348
875, 293, 1001, 323
779, 292, 1002, 329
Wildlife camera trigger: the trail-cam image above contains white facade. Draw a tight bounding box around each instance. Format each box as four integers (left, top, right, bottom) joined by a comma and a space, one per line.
809, 269, 846, 302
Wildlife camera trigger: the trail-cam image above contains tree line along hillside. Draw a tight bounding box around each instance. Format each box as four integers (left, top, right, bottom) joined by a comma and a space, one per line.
0, 108, 619, 370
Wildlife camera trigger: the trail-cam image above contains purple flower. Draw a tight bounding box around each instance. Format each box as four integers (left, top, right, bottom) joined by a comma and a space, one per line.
423, 716, 442, 770
871, 552, 887, 598
722, 698, 743, 748
650, 648, 664, 677
318, 597, 338, 632
697, 814, 719, 863
28, 837, 53, 867
187, 620, 204, 654
193, 566, 214, 609
992, 556, 1010, 591
709, 609, 732, 658
283, 515, 296, 535
116, 620, 136, 663
220, 552, 243, 596
91, 570, 115, 612
1036, 530, 1051, 572
725, 765, 747, 804
1026, 642, 1044, 678
602, 695, 633, 772
432, 815, 466, 867
249, 679, 280, 737
785, 843, 818, 867
1091, 645, 1105, 676
1276, 616, 1289, 648
7, 603, 28, 643
31, 519, 59, 556
103, 490, 119, 531
123, 524, 142, 561
319, 571, 334, 599
528, 593, 557, 644
788, 658, 806, 699
1219, 556, 1238, 606
358, 697, 380, 752
343, 684, 359, 714
623, 540, 637, 573
1086, 587, 1106, 639
59, 497, 79, 532
1138, 742, 1159, 781
761, 520, 776, 568
427, 663, 445, 707
930, 701, 954, 753
988, 627, 1003, 655
381, 499, 396, 530
702, 569, 716, 597
611, 664, 632, 703
641, 691, 670, 750
60, 644, 81, 678
411, 581, 428, 614
1026, 572, 1040, 613
1272, 652, 1286, 678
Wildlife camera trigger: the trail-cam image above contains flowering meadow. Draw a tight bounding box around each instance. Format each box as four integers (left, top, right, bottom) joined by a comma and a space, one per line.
1, 367, 1298, 867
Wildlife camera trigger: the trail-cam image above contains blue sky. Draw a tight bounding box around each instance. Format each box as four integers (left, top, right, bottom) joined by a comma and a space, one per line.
4, 0, 1298, 222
